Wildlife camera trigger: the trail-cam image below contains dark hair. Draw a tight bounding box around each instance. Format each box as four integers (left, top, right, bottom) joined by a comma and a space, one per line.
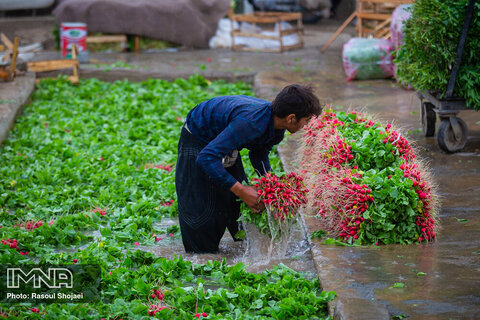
270, 84, 322, 119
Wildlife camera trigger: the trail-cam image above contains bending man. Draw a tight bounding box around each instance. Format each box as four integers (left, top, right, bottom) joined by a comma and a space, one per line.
175, 84, 322, 253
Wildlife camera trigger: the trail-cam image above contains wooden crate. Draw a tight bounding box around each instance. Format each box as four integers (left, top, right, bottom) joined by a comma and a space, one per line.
86, 34, 141, 52
28, 44, 80, 84
321, 0, 413, 53
229, 11, 304, 53
356, 0, 413, 38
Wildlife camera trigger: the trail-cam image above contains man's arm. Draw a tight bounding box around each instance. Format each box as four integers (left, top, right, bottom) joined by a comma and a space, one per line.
196, 119, 265, 211
230, 182, 264, 213
249, 148, 272, 176
248, 132, 284, 176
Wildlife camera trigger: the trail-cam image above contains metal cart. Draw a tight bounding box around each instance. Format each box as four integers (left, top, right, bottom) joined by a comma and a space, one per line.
417, 0, 477, 153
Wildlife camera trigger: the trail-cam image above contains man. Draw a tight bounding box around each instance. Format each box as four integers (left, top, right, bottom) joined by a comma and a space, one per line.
175, 84, 322, 253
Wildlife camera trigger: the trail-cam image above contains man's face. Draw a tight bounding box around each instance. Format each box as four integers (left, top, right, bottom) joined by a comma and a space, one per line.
287, 115, 312, 133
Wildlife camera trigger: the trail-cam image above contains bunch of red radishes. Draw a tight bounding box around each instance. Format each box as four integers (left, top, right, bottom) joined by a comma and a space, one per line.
1, 238, 28, 255
300, 109, 438, 245
252, 172, 309, 221
148, 304, 168, 316
13, 220, 44, 231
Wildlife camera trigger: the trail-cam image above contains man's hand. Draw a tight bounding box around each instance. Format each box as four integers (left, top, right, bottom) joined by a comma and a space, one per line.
230, 182, 265, 213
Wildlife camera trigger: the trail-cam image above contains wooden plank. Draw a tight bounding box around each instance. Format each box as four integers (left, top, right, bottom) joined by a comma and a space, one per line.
71, 44, 79, 80
321, 11, 356, 53
358, 0, 413, 4
370, 17, 391, 36
254, 12, 301, 18
8, 37, 19, 80
86, 35, 127, 43
356, 12, 392, 20
232, 15, 281, 24
0, 33, 13, 51
232, 12, 301, 24
232, 31, 280, 40
134, 36, 140, 53
279, 21, 284, 52
297, 16, 304, 48
232, 41, 302, 53
232, 45, 281, 53
67, 75, 79, 84
27, 60, 79, 72
280, 28, 304, 36
376, 27, 391, 38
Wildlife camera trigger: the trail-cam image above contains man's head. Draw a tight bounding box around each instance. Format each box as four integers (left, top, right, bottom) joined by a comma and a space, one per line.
271, 84, 322, 133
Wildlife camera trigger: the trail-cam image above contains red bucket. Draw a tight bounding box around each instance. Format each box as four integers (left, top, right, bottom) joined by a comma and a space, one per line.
60, 22, 87, 58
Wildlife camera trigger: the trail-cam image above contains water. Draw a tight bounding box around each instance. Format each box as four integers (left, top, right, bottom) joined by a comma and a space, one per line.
68, 216, 316, 277
140, 216, 317, 277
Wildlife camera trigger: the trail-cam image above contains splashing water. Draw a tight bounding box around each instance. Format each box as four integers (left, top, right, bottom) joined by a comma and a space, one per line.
242, 208, 296, 263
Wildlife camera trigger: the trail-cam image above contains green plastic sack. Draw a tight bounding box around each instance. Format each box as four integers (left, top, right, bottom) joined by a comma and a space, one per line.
342, 38, 394, 81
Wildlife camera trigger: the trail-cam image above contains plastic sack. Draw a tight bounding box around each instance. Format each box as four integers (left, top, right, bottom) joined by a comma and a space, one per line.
209, 18, 238, 48
342, 38, 394, 81
390, 4, 412, 50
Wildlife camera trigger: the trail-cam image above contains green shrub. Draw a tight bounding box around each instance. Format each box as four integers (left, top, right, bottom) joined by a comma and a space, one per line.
395, 0, 480, 110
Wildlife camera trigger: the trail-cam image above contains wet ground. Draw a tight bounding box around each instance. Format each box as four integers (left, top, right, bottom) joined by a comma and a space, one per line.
2, 16, 480, 320
271, 73, 480, 319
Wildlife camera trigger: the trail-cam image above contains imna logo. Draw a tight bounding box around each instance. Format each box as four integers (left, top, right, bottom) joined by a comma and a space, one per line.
7, 268, 73, 289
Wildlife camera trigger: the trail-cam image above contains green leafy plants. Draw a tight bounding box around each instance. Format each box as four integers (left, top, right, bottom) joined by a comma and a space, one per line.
0, 76, 335, 318
395, 0, 480, 110
301, 110, 439, 245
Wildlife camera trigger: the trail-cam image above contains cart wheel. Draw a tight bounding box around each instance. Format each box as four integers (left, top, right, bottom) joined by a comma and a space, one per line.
437, 117, 468, 153
421, 101, 436, 137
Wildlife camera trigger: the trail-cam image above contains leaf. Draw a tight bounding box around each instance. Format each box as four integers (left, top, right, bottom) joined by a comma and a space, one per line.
417, 272, 426, 276
323, 238, 350, 246
234, 230, 246, 240
389, 188, 399, 199
251, 299, 263, 309
225, 291, 239, 299
309, 230, 327, 239
392, 282, 405, 288
454, 217, 468, 223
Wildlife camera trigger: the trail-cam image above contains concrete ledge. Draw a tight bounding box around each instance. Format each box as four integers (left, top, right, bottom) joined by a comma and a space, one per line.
0, 72, 36, 146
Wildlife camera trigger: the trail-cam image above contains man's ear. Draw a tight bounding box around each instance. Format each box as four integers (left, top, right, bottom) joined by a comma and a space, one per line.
287, 114, 296, 123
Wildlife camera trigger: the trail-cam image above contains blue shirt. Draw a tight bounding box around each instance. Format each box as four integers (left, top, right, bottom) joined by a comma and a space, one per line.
185, 95, 285, 190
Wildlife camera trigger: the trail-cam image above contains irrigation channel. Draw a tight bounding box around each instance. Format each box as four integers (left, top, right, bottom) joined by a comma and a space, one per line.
79, 216, 317, 277
132, 134, 318, 276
